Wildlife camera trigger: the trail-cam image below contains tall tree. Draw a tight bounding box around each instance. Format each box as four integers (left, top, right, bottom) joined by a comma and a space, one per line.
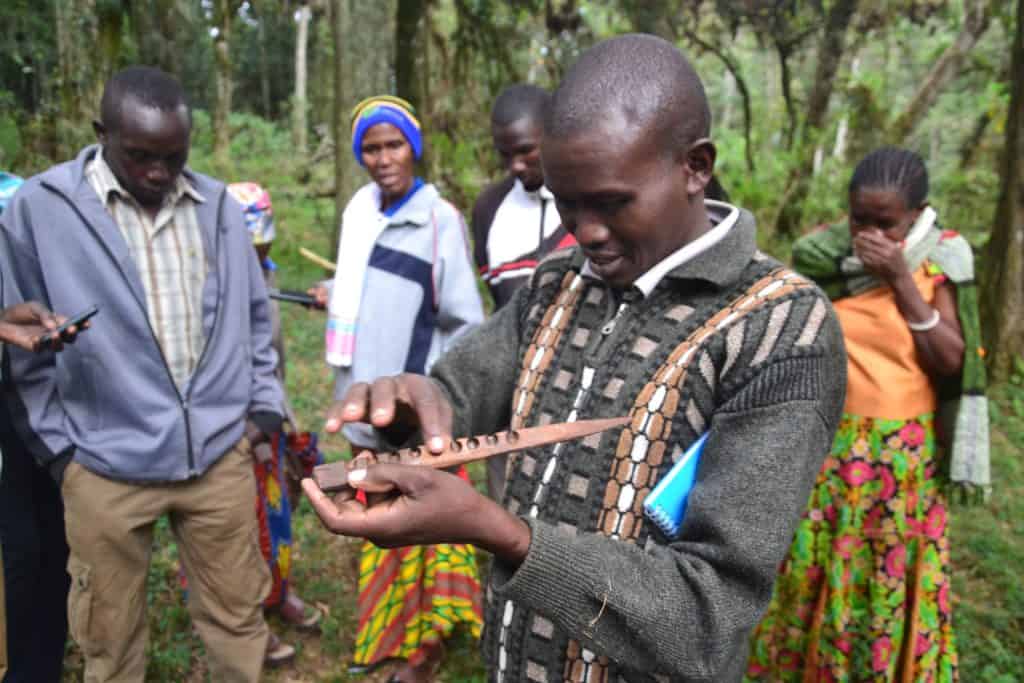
254, 0, 273, 118
293, 0, 313, 155
129, 0, 185, 77
395, 0, 429, 111
54, 0, 125, 158
773, 0, 861, 235
212, 0, 240, 166
980, 0, 1024, 380
669, 9, 757, 173
887, 0, 995, 145
330, 0, 395, 248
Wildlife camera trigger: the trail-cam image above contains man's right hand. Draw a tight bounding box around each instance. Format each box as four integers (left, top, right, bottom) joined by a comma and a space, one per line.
307, 284, 329, 310
0, 302, 84, 352
325, 374, 455, 455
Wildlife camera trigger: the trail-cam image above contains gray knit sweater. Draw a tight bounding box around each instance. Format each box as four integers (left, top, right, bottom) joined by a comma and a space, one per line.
430, 205, 846, 682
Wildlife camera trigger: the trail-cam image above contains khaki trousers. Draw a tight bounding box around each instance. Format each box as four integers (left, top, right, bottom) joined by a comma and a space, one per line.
62, 440, 271, 683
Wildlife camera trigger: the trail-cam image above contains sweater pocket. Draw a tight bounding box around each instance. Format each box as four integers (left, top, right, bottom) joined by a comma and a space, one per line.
58, 352, 102, 432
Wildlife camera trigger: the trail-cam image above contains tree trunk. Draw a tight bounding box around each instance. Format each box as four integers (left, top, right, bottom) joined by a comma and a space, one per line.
130, 0, 181, 77
294, 2, 312, 155
888, 0, 994, 145
256, 0, 273, 119
55, 0, 117, 158
678, 27, 755, 173
213, 0, 236, 167
959, 111, 991, 168
622, 0, 674, 39
330, 0, 395, 251
395, 0, 428, 111
773, 0, 860, 235
979, 0, 1024, 381
776, 42, 797, 150
803, 0, 859, 134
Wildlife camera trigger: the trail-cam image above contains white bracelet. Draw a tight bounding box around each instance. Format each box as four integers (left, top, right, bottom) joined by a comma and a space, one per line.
907, 309, 941, 332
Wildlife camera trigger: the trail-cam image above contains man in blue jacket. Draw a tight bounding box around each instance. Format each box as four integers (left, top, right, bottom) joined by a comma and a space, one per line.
0, 66, 283, 682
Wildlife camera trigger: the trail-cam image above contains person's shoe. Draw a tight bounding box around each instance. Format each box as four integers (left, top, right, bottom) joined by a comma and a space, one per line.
265, 631, 296, 667
277, 592, 323, 632
387, 640, 444, 683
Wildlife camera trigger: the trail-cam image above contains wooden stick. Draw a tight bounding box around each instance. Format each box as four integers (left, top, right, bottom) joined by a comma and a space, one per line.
313, 416, 630, 493
299, 247, 336, 272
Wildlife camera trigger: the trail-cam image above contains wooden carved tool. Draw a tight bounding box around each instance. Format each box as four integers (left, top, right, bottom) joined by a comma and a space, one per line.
312, 416, 630, 493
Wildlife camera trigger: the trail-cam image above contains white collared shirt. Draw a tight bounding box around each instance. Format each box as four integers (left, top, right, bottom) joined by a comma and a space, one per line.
582, 200, 740, 296
485, 180, 561, 280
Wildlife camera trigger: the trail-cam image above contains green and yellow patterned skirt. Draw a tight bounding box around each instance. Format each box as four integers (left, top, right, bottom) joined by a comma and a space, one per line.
353, 539, 483, 668
746, 413, 957, 682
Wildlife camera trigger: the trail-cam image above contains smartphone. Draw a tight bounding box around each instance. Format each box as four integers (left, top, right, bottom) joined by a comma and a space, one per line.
268, 289, 318, 307
37, 305, 98, 350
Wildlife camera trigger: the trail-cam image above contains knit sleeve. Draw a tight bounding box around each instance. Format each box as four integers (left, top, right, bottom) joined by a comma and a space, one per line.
429, 283, 528, 439
491, 296, 847, 679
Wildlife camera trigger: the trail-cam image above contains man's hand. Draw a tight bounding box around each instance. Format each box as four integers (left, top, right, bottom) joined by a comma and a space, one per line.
325, 374, 455, 454
244, 419, 270, 448
307, 284, 329, 310
852, 228, 909, 284
302, 464, 531, 566
0, 302, 83, 352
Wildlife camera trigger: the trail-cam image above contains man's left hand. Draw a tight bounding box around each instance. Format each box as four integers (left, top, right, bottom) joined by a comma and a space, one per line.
302, 463, 532, 566
245, 419, 270, 447
0, 302, 82, 352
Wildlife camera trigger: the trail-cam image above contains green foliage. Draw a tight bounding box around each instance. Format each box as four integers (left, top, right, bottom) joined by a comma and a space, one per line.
0, 90, 22, 165
950, 368, 1024, 681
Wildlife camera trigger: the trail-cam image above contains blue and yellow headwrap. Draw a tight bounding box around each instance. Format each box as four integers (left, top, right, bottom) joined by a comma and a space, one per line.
350, 95, 423, 166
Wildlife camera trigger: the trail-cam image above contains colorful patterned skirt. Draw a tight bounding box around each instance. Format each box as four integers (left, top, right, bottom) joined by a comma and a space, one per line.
352, 469, 484, 667
746, 413, 957, 682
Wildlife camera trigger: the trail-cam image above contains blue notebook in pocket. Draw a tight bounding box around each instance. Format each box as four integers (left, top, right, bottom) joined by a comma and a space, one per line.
643, 432, 709, 539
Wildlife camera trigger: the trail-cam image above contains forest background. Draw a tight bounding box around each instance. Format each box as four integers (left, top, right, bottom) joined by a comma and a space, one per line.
1, 0, 1022, 680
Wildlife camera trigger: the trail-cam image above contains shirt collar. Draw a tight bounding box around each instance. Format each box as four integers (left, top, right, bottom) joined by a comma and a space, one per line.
513, 177, 554, 202
89, 148, 205, 206
581, 200, 742, 298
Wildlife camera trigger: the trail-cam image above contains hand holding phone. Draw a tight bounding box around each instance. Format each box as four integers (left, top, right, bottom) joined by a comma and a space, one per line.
269, 289, 319, 308
36, 305, 98, 351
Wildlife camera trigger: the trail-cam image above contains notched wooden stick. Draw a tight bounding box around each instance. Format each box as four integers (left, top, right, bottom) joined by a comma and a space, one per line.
312, 416, 630, 493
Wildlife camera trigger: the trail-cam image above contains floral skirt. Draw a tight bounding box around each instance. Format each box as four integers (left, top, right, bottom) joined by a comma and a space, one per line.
746, 413, 957, 682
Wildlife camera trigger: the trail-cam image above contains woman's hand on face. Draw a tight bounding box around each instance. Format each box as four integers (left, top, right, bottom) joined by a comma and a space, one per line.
853, 228, 910, 283
325, 374, 454, 454
302, 464, 532, 565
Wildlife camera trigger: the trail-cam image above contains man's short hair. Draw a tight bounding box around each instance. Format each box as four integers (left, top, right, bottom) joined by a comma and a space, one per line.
491, 84, 551, 128
545, 34, 710, 156
100, 66, 189, 132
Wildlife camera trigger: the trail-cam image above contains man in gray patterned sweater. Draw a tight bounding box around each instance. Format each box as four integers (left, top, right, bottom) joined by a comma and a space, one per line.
304, 34, 846, 682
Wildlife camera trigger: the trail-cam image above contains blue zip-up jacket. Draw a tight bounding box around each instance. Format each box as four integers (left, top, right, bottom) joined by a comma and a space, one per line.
0, 145, 283, 482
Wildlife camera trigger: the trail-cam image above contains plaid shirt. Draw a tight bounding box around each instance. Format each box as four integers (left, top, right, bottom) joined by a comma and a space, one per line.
86, 152, 208, 390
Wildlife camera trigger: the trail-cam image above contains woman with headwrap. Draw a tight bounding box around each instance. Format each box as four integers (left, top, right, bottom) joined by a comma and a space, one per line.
316, 96, 485, 682
747, 148, 989, 682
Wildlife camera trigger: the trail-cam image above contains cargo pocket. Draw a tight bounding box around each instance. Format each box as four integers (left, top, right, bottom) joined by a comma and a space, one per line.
67, 556, 100, 657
